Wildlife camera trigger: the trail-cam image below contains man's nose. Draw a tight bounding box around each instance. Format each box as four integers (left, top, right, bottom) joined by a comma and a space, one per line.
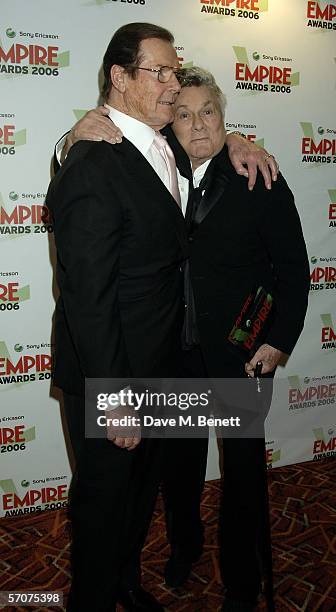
192, 115, 204, 131
168, 72, 181, 94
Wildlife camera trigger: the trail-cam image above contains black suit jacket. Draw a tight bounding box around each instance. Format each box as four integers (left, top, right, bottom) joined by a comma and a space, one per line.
164, 139, 310, 377
47, 138, 188, 395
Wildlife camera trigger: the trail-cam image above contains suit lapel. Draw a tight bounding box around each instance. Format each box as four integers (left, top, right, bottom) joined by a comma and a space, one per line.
163, 125, 192, 181
193, 146, 234, 228
115, 139, 188, 253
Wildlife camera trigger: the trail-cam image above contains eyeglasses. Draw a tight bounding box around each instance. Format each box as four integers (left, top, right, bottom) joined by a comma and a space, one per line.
134, 66, 181, 83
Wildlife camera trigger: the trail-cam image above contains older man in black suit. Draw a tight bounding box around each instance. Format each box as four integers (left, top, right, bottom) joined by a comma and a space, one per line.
163, 67, 310, 611
47, 22, 188, 612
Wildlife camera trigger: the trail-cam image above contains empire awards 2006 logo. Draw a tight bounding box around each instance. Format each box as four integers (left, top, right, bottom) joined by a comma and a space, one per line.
0, 27, 69, 78
0, 115, 26, 156
328, 189, 336, 229
320, 314, 336, 351
89, 0, 146, 6
300, 123, 336, 164
306, 1, 336, 30
265, 441, 281, 469
200, 0, 268, 21
287, 374, 336, 411
0, 477, 69, 517
0, 416, 36, 456
310, 255, 336, 291
225, 121, 265, 148
0, 341, 52, 388
233, 47, 300, 95
0, 273, 30, 313
313, 426, 336, 461
0, 190, 52, 238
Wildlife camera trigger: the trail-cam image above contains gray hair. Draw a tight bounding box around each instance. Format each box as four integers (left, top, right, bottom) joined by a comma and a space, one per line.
177, 66, 227, 114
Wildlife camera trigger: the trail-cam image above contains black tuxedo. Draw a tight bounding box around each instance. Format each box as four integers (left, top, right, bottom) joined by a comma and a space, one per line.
47, 137, 188, 611
185, 144, 310, 373
48, 138, 187, 393
163, 135, 310, 601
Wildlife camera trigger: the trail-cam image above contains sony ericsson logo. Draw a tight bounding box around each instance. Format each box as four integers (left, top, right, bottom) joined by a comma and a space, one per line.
6, 28, 16, 39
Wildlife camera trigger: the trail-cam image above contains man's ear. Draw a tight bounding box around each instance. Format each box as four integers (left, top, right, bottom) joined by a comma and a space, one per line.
110, 64, 127, 93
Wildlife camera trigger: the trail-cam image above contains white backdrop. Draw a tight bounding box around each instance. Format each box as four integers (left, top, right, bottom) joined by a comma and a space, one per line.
1, 0, 335, 517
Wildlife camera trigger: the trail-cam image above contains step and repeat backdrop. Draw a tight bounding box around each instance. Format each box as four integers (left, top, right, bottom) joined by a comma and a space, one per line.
0, 0, 335, 518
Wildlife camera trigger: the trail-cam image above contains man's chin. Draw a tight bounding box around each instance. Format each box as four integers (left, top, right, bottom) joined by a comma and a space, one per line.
162, 109, 174, 123
190, 145, 212, 160
158, 102, 174, 116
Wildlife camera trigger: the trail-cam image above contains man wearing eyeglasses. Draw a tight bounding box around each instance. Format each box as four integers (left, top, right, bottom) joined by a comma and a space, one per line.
47, 22, 188, 612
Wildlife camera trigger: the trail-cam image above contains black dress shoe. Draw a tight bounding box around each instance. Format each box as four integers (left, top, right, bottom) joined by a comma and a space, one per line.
221, 597, 257, 611
117, 587, 164, 611
164, 541, 204, 589
164, 551, 193, 588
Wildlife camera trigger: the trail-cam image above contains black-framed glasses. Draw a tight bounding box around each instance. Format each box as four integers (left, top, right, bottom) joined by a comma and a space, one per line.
135, 66, 181, 83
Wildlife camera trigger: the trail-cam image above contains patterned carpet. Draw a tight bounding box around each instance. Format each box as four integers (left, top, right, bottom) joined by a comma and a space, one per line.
0, 458, 335, 612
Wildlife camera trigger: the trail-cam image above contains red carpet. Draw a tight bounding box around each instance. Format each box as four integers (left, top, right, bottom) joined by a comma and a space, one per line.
1, 458, 335, 611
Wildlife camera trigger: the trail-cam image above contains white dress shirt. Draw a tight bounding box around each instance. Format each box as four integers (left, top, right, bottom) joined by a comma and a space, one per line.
105, 104, 172, 194
55, 107, 210, 217
178, 159, 211, 216
56, 105, 173, 194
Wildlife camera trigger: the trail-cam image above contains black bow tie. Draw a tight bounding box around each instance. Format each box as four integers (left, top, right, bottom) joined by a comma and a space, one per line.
185, 170, 211, 233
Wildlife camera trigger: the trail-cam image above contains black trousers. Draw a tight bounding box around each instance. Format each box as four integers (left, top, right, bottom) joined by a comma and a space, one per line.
162, 346, 209, 560
220, 437, 269, 602
163, 347, 273, 602
64, 393, 163, 612
217, 364, 274, 601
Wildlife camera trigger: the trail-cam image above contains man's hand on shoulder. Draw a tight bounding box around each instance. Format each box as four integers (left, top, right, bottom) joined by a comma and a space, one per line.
226, 132, 279, 192
62, 106, 124, 161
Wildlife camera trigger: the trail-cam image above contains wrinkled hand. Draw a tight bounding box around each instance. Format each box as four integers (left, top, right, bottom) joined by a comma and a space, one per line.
226, 133, 279, 191
63, 106, 123, 159
106, 405, 141, 451
245, 343, 284, 377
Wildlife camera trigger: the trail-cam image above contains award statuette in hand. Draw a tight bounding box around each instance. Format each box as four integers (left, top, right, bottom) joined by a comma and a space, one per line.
227, 286, 273, 363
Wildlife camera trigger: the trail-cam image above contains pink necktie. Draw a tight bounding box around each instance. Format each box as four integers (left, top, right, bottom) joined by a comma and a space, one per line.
153, 132, 181, 207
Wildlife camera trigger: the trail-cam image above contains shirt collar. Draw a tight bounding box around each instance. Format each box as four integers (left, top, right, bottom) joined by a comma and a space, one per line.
105, 104, 155, 157
193, 159, 212, 188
